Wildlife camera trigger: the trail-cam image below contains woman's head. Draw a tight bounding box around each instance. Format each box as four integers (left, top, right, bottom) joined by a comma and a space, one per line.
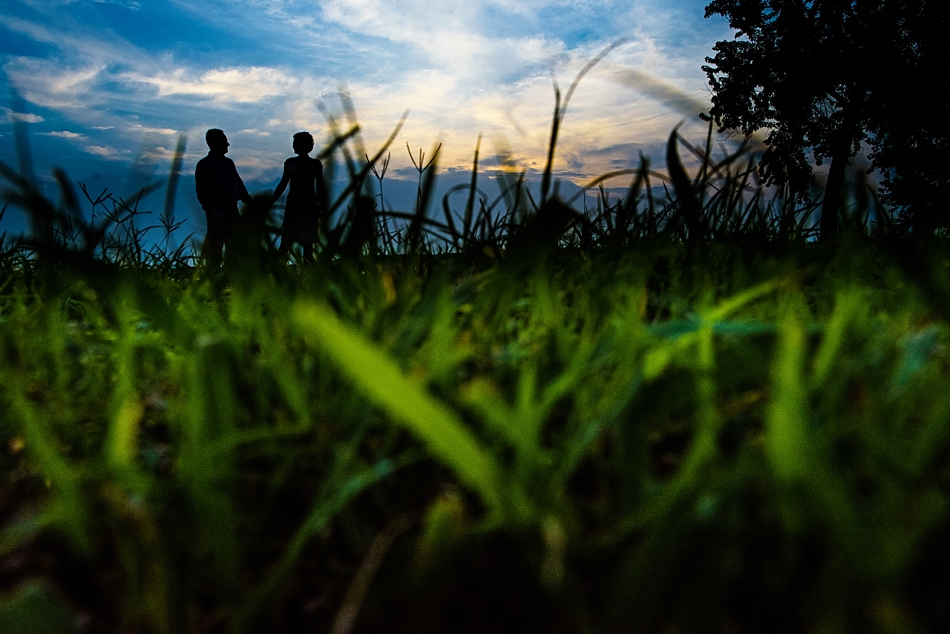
293, 131, 314, 155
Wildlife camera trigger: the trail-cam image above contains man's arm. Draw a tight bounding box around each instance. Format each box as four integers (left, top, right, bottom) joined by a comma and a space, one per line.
195, 160, 210, 211
229, 160, 253, 206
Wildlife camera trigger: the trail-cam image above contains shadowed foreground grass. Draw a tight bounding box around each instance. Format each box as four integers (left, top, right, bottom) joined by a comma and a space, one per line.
2, 233, 950, 633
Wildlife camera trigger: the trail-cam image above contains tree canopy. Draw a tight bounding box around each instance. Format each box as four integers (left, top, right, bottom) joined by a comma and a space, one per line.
865, 1, 950, 229
702, 0, 950, 235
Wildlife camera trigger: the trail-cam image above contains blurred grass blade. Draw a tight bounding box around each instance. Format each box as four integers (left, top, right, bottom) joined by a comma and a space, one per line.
462, 133, 482, 246
0, 581, 80, 634
767, 309, 811, 480
292, 300, 510, 518
233, 457, 397, 634
162, 135, 186, 226
4, 378, 90, 553
666, 127, 704, 239
541, 39, 626, 204
106, 307, 144, 470
177, 338, 241, 594
811, 287, 861, 387
10, 91, 36, 187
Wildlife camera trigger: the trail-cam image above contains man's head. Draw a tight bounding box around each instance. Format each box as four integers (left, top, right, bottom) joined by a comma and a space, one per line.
293, 131, 314, 156
206, 128, 229, 155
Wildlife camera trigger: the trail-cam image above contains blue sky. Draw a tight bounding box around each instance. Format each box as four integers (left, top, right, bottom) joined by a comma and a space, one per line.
1, 0, 734, 234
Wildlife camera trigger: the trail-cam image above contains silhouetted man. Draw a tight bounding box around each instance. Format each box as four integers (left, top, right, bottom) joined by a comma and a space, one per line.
195, 128, 252, 267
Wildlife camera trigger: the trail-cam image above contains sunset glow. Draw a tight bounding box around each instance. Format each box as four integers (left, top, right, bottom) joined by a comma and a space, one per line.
1, 1, 730, 199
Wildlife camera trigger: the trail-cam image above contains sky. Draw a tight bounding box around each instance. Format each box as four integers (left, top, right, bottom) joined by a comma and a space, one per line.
0, 0, 735, 237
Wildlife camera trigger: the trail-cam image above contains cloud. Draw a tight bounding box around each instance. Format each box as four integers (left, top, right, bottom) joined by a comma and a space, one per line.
128, 123, 178, 135
41, 130, 88, 139
3, 57, 109, 111
0, 14, 155, 115
234, 156, 264, 168
94, 0, 141, 7
139, 145, 185, 162
84, 144, 129, 159
17, 0, 80, 8
1, 106, 45, 124
125, 66, 301, 104
319, 0, 562, 82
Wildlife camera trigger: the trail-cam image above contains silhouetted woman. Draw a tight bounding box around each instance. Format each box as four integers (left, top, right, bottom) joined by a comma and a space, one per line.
267, 131, 326, 261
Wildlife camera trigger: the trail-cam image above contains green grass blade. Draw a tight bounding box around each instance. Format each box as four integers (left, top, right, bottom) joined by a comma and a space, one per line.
4, 380, 89, 553
292, 300, 511, 519
766, 309, 811, 481
232, 457, 397, 634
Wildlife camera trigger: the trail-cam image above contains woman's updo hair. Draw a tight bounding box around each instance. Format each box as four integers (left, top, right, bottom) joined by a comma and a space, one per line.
293, 131, 314, 153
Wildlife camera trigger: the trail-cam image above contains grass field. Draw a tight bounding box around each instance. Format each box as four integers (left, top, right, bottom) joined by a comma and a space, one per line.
3, 106, 950, 634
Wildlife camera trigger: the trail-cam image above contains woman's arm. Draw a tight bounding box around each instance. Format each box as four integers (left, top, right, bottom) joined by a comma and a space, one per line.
267, 166, 290, 209
315, 161, 328, 213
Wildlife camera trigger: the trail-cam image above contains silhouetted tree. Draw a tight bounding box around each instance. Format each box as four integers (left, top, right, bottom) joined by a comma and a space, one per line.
702, 1, 950, 237
862, 1, 950, 232
702, 0, 880, 239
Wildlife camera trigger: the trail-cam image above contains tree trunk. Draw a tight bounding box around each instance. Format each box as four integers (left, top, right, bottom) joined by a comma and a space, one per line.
819, 134, 851, 240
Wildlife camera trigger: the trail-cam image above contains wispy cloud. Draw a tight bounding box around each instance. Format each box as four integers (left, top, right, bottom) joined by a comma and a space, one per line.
124, 66, 302, 104
1, 106, 45, 124
319, 0, 562, 82
94, 0, 142, 8
139, 145, 183, 161
41, 130, 88, 139
84, 144, 129, 159
128, 123, 178, 135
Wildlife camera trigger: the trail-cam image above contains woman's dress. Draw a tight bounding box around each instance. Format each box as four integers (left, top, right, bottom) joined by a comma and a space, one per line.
281, 155, 323, 245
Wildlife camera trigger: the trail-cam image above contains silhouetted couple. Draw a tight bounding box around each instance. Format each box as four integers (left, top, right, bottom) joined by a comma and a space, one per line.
195, 128, 326, 267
